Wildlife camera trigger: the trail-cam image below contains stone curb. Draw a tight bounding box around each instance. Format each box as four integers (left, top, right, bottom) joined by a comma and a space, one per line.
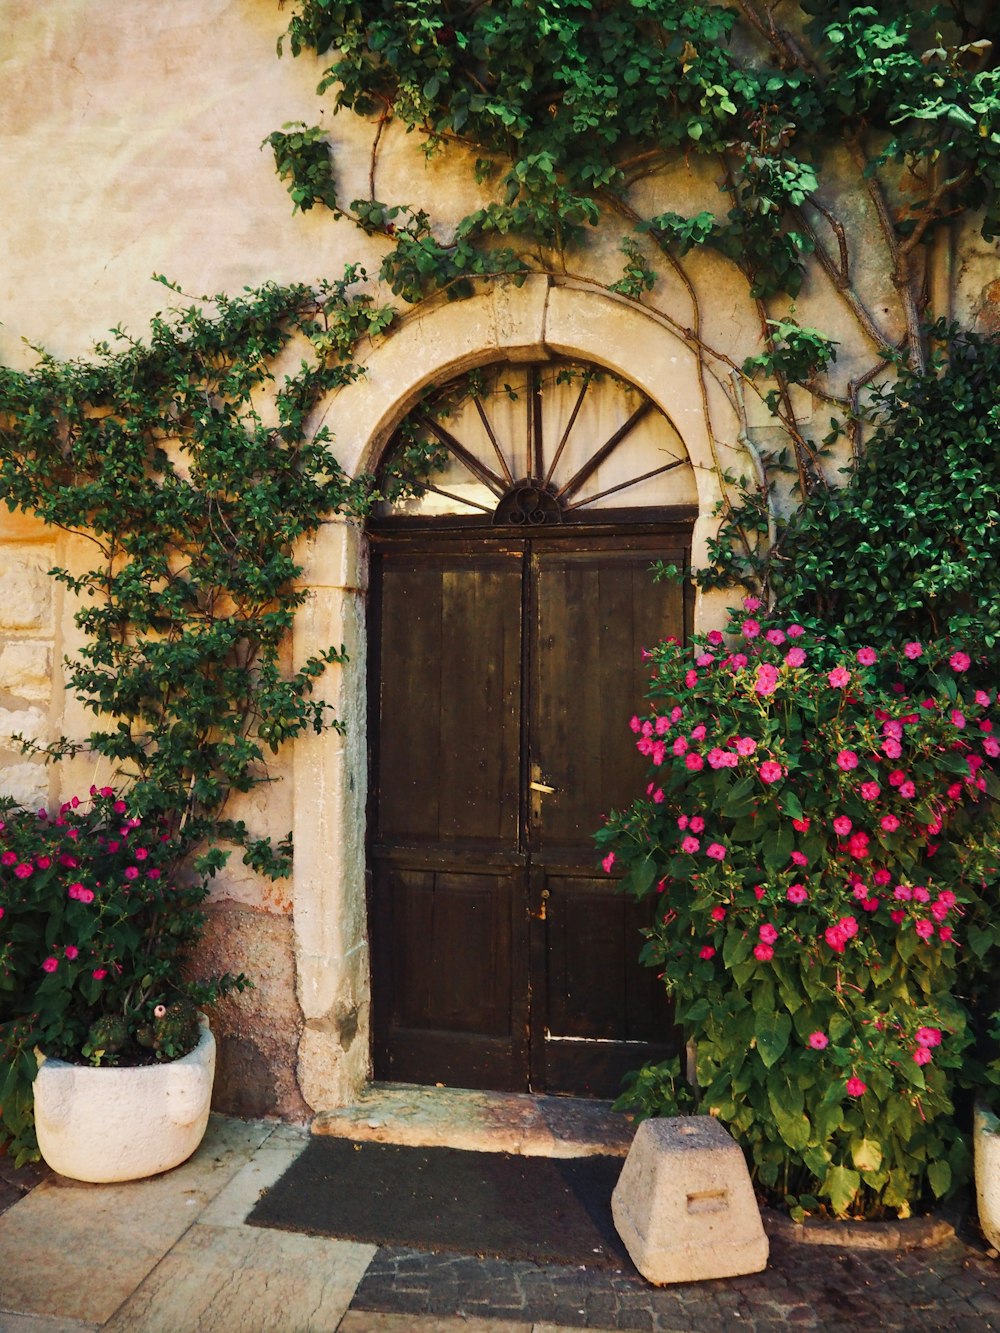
761, 1205, 954, 1250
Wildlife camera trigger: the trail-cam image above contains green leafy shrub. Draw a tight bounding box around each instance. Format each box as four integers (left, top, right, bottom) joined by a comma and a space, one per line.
597, 602, 1000, 1219
774, 327, 1000, 652
0, 788, 248, 1163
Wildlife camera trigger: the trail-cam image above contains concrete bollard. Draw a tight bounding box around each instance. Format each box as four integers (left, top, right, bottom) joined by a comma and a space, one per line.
612, 1114, 769, 1284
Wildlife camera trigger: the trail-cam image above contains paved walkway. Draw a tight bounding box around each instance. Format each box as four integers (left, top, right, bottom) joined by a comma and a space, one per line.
0, 1108, 996, 1333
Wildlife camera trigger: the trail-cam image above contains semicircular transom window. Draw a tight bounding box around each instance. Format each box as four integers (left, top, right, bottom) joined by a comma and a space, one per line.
374, 360, 697, 524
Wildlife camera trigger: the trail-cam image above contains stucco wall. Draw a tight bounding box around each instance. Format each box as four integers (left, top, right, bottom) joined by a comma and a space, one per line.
1, 1, 996, 1118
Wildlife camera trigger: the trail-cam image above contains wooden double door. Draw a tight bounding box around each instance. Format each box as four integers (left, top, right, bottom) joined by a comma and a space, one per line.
368, 524, 689, 1098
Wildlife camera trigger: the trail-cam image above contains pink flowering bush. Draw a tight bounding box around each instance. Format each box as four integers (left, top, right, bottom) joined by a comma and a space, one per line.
597, 602, 1000, 1220
0, 788, 247, 1162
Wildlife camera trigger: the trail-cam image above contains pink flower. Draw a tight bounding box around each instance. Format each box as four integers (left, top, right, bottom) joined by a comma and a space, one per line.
677, 814, 689, 829
824, 925, 848, 953
602, 853, 616, 873
706, 842, 727, 861
735, 736, 757, 756
651, 788, 665, 804
685, 670, 698, 688
912, 885, 930, 903
743, 596, 762, 611
888, 769, 906, 787
846, 1076, 867, 1097
898, 780, 915, 799
699, 945, 716, 960
808, 1031, 828, 1050
707, 630, 725, 646
903, 641, 923, 660
984, 738, 1000, 758
124, 866, 140, 880
742, 619, 761, 639
14, 862, 32, 879
753, 943, 774, 961
882, 738, 903, 759
949, 651, 971, 673
36, 855, 51, 869
691, 723, 707, 740
672, 736, 688, 755
685, 753, 705, 771
753, 886, 766, 900
689, 817, 705, 833
786, 884, 808, 904
790, 850, 808, 867
64, 945, 79, 960
708, 747, 736, 769
860, 782, 881, 801
894, 885, 912, 901
42, 956, 58, 973
840, 915, 859, 938
836, 750, 859, 771
856, 647, 877, 665
913, 1047, 932, 1066
915, 919, 934, 940
759, 923, 778, 944
833, 815, 853, 836
766, 628, 786, 646
629, 715, 641, 733
695, 653, 715, 667
880, 814, 900, 833
92, 968, 107, 980
759, 760, 784, 784
915, 1026, 942, 1048
890, 908, 906, 924
847, 832, 870, 859
729, 653, 748, 670
0, 851, 16, 866
791, 817, 810, 832
785, 646, 807, 667
786, 624, 805, 638
951, 710, 966, 730
939, 926, 954, 943
976, 689, 992, 707
828, 666, 850, 688
681, 836, 701, 854
755, 663, 780, 696
710, 906, 727, 922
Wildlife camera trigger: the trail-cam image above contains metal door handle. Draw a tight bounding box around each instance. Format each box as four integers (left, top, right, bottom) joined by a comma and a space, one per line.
533, 889, 551, 921
529, 781, 556, 794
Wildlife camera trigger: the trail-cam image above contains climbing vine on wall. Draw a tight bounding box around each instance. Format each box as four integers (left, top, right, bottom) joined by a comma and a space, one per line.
273, 0, 1000, 604
0, 273, 397, 869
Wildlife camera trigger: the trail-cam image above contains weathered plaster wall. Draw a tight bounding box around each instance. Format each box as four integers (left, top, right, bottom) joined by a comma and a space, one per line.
0, 0, 985, 1119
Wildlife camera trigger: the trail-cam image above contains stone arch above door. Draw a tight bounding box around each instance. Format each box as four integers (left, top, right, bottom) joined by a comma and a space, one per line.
292, 276, 747, 1112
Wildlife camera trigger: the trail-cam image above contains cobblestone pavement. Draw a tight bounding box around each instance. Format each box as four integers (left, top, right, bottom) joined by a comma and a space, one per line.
348, 1231, 999, 1332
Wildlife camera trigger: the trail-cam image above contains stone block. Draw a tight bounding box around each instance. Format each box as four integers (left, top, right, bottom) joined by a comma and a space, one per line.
0, 555, 54, 631
974, 1101, 1000, 1251
0, 760, 49, 809
0, 640, 52, 700
611, 1115, 768, 1285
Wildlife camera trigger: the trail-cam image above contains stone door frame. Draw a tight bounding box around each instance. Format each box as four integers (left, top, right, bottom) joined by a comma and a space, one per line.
291, 275, 745, 1110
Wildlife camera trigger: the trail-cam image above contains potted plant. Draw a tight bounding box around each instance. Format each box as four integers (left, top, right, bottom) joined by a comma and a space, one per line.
598, 602, 1000, 1223
0, 786, 247, 1180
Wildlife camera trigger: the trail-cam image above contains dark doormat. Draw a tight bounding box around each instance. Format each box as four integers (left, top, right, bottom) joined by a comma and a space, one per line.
247, 1138, 631, 1268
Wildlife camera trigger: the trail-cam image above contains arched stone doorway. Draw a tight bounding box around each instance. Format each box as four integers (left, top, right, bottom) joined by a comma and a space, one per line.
368, 359, 693, 1096
291, 278, 745, 1111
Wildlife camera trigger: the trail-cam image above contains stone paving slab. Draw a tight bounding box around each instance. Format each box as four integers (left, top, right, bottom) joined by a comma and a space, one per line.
103, 1222, 375, 1333
337, 1314, 533, 1332
312, 1083, 636, 1158
0, 1115, 272, 1326
0, 1318, 100, 1333
196, 1121, 309, 1229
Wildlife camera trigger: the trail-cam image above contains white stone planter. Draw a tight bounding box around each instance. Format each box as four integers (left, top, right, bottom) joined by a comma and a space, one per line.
33, 1017, 215, 1183
974, 1101, 1000, 1251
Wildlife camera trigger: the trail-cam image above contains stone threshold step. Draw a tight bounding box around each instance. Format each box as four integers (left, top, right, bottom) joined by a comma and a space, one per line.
311, 1082, 636, 1158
